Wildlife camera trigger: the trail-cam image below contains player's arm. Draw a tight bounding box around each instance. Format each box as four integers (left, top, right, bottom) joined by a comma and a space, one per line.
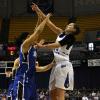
12, 57, 20, 71
31, 3, 63, 35
36, 35, 71, 49
22, 14, 51, 53
6, 57, 20, 77
34, 10, 43, 32
36, 61, 55, 72
36, 41, 61, 50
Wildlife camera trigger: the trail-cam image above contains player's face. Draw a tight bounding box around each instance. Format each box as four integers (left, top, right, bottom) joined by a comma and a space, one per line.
65, 23, 76, 33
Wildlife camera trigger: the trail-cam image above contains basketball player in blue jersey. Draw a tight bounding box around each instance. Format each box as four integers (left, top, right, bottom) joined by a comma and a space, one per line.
7, 14, 51, 100
32, 3, 80, 100
7, 12, 43, 97
7, 13, 42, 99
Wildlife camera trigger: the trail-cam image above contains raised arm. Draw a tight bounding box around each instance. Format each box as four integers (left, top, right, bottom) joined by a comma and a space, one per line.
22, 14, 51, 53
31, 3, 63, 35
34, 12, 43, 32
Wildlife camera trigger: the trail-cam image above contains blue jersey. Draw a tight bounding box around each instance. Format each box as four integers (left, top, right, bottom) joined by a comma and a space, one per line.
9, 46, 37, 100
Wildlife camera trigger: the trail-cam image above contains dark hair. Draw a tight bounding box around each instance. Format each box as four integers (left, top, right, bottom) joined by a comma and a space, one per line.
15, 32, 29, 48
73, 24, 80, 35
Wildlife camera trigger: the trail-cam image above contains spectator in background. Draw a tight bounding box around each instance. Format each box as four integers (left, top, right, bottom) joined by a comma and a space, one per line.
1, 95, 6, 100
82, 94, 89, 100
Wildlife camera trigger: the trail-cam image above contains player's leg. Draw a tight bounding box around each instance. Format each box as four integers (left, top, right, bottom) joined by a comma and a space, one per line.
51, 61, 69, 100
7, 69, 17, 97
49, 66, 58, 100
50, 89, 57, 100
11, 64, 28, 100
49, 86, 65, 100
66, 63, 74, 91
56, 88, 65, 100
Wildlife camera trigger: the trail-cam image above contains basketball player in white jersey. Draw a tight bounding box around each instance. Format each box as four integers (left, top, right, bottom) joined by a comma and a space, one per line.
31, 3, 80, 100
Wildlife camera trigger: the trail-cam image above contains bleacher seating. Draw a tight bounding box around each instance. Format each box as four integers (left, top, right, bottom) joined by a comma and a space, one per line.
8, 14, 100, 42
76, 14, 100, 41
9, 16, 38, 43
0, 61, 13, 75
8, 16, 68, 42
40, 16, 68, 41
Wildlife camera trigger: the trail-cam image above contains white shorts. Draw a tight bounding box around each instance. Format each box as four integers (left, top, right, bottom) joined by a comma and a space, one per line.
49, 61, 74, 91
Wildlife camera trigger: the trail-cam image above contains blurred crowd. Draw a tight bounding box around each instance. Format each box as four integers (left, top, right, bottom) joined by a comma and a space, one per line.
0, 88, 100, 100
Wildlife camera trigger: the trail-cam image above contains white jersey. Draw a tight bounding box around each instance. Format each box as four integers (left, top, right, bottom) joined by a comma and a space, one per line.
53, 32, 75, 62
49, 32, 75, 91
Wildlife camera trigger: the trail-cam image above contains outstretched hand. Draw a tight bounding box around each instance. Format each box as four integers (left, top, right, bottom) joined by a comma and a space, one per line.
35, 43, 44, 49
38, 39, 45, 45
31, 3, 52, 17
31, 2, 38, 11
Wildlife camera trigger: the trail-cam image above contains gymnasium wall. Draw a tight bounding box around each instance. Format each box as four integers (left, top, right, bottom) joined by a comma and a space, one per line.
0, 0, 100, 17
